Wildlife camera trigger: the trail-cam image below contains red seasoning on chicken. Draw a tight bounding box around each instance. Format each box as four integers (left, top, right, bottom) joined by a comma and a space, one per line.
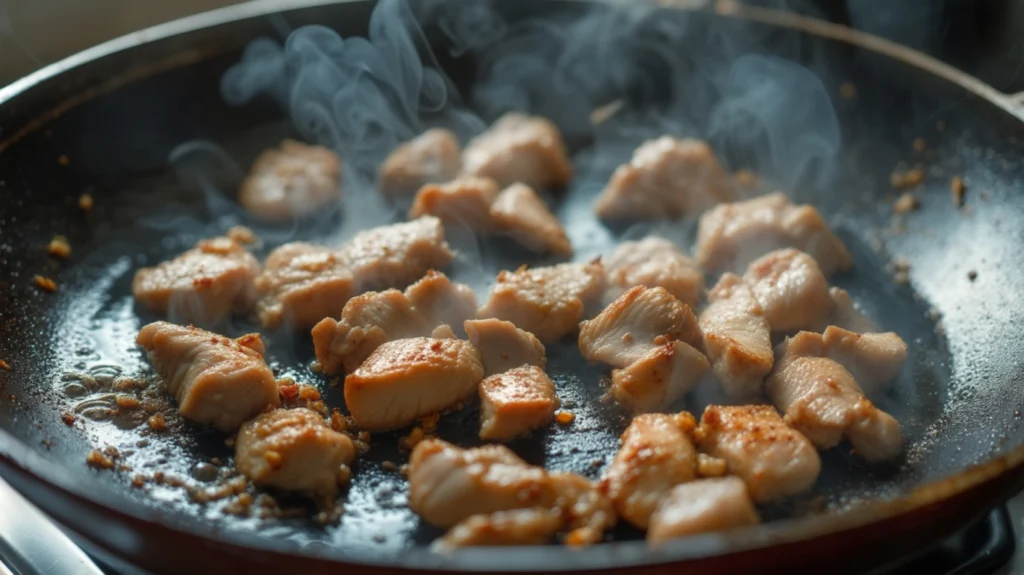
604, 237, 704, 307
434, 508, 563, 549
408, 176, 499, 232
479, 365, 560, 441
464, 318, 547, 377
254, 242, 353, 330
238, 139, 342, 221
699, 274, 774, 399
490, 183, 573, 256
646, 477, 760, 546
379, 128, 462, 198
461, 112, 573, 190
742, 248, 832, 332
342, 216, 454, 291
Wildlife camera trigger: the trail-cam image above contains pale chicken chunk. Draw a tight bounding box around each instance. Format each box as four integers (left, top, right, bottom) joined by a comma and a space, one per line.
135, 322, 279, 431
696, 192, 852, 275
238, 139, 342, 221
478, 261, 606, 342
254, 242, 353, 330
462, 113, 573, 189
379, 128, 462, 198
593, 137, 733, 221
344, 337, 484, 430
464, 318, 546, 376
434, 509, 563, 549
599, 412, 698, 529
341, 216, 454, 290
132, 236, 260, 325
579, 286, 703, 369
743, 248, 832, 332
604, 237, 704, 307
408, 176, 499, 232
404, 270, 478, 331
699, 274, 774, 399
696, 405, 820, 503
647, 477, 760, 547
479, 365, 560, 441
234, 408, 355, 496
610, 340, 709, 413
822, 326, 907, 394
490, 183, 572, 255
819, 287, 878, 333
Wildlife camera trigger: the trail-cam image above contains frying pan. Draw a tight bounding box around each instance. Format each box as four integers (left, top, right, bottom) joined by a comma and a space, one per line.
1, 0, 1023, 573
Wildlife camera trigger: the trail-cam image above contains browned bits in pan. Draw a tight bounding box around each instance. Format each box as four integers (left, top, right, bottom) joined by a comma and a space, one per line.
131, 475, 146, 489
0, 359, 10, 371
968, 270, 978, 281
555, 410, 576, 425
78, 193, 93, 211
148, 413, 167, 431
892, 193, 918, 215
400, 427, 424, 450
86, 449, 114, 469
891, 257, 911, 285
60, 412, 75, 426
33, 275, 57, 292
382, 460, 397, 471
951, 176, 966, 207
116, 395, 141, 410
890, 168, 925, 190
47, 235, 71, 258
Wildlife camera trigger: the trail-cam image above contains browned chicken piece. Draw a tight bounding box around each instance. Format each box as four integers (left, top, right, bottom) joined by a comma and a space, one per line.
610, 339, 710, 413
743, 248, 832, 332
403, 270, 478, 331
579, 286, 703, 369
136, 321, 279, 431
311, 289, 431, 375
379, 128, 462, 198
696, 405, 821, 503
647, 477, 760, 547
461, 113, 573, 190
132, 236, 260, 325
489, 183, 572, 255
238, 139, 342, 221
434, 508, 563, 549
599, 412, 698, 529
342, 216, 455, 290
478, 261, 606, 342
604, 237, 704, 307
816, 287, 879, 334
479, 365, 560, 441
547, 472, 617, 545
768, 335, 903, 461
254, 242, 353, 330
593, 137, 733, 221
699, 274, 774, 399
235, 408, 355, 496
821, 326, 907, 394
695, 192, 853, 275
464, 318, 546, 377
344, 337, 484, 430
408, 176, 499, 232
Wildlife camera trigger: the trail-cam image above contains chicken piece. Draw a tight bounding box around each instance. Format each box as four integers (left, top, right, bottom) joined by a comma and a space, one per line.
547, 472, 617, 545
404, 270, 478, 331
743, 248, 832, 332
695, 192, 852, 275
478, 261, 606, 343
696, 405, 820, 503
409, 176, 499, 232
462, 113, 573, 190
235, 408, 355, 496
479, 365, 560, 441
132, 236, 260, 325
821, 326, 907, 394
254, 242, 353, 330
464, 319, 546, 377
344, 337, 484, 430
342, 216, 455, 290
610, 340, 709, 413
699, 274, 773, 399
135, 322, 279, 431
604, 237, 704, 307
379, 128, 462, 198
647, 477, 760, 546
593, 137, 733, 221
579, 286, 703, 369
489, 183, 572, 255
434, 509, 563, 549
822, 287, 878, 333
599, 412, 698, 529
238, 139, 342, 221
431, 324, 458, 339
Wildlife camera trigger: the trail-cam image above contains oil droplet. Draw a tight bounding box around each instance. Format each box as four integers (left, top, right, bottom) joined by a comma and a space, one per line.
191, 462, 219, 483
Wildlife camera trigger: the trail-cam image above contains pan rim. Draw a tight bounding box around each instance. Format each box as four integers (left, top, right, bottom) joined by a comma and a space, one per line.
0, 0, 1023, 570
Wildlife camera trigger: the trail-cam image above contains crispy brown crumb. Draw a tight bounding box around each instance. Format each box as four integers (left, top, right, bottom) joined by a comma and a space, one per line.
78, 194, 93, 211
912, 138, 926, 152
890, 168, 925, 190
330, 409, 348, 432
555, 410, 575, 425
86, 449, 114, 469
892, 257, 911, 285
382, 460, 397, 472
226, 225, 257, 244
400, 427, 424, 450
116, 395, 141, 409
103, 445, 120, 459
223, 493, 254, 516
590, 458, 603, 468
734, 170, 758, 187
358, 431, 371, 444
148, 413, 167, 431
47, 236, 71, 258
131, 475, 146, 488
58, 154, 69, 166
839, 81, 856, 100
399, 464, 409, 478
968, 270, 978, 281
60, 411, 75, 426
33, 275, 57, 292
420, 413, 439, 434
298, 384, 321, 401
951, 176, 966, 207
565, 528, 593, 547
0, 359, 10, 371
893, 192, 918, 215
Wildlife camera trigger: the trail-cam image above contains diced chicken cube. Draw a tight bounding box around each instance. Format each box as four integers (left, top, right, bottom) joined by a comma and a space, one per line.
604, 237, 704, 307
464, 318, 546, 377
819, 287, 878, 333
234, 408, 355, 496
599, 413, 698, 529
404, 270, 478, 331
462, 113, 573, 189
821, 326, 907, 394
490, 183, 572, 255
342, 216, 454, 290
379, 128, 462, 198
696, 192, 852, 275
238, 139, 342, 221
254, 242, 353, 330
479, 365, 560, 441
699, 274, 773, 399
593, 137, 733, 221
408, 176, 499, 232
136, 322, 279, 431
647, 477, 760, 546
344, 337, 484, 430
610, 340, 709, 413
696, 405, 820, 503
478, 261, 606, 342
743, 248, 832, 332
434, 509, 563, 549
579, 286, 702, 369
132, 236, 260, 325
